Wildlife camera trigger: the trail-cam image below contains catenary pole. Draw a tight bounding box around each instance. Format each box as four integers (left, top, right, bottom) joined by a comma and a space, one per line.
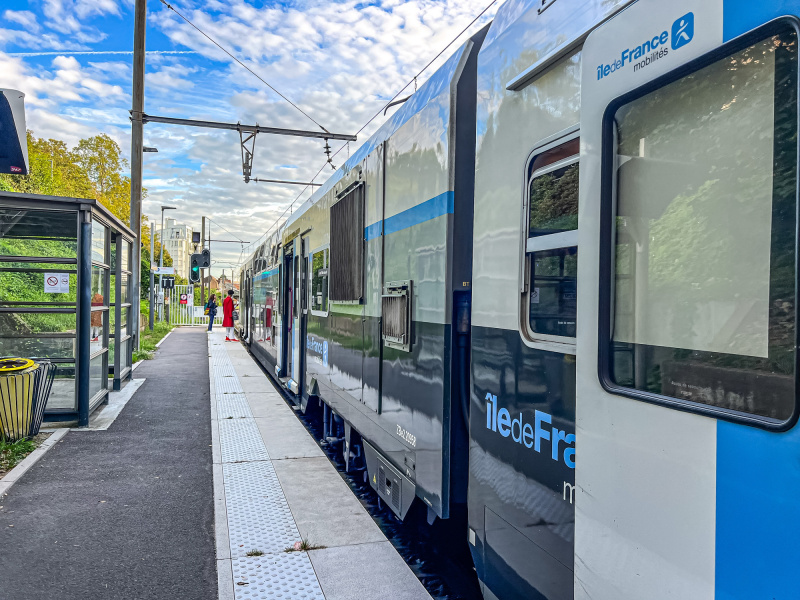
201, 216, 206, 307
149, 221, 155, 330
130, 0, 146, 349
159, 209, 165, 321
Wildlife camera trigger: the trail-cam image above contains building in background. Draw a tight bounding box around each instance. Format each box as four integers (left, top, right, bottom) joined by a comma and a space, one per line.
218, 271, 239, 295
158, 218, 193, 280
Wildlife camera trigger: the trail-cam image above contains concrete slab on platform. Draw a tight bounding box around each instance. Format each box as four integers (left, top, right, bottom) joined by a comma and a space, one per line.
272, 456, 385, 548
309, 541, 432, 600
254, 417, 325, 460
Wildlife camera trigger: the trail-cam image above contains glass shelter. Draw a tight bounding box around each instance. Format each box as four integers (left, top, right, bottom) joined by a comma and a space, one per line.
0, 191, 137, 426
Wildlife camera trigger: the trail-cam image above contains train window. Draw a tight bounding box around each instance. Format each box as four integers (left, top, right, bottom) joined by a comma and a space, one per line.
529, 138, 579, 238
529, 247, 577, 337
524, 135, 579, 345
311, 248, 329, 315
603, 24, 798, 424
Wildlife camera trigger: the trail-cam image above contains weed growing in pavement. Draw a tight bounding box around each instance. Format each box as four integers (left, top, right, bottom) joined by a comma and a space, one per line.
0, 437, 36, 474
132, 321, 174, 363
246, 549, 264, 556
284, 538, 326, 552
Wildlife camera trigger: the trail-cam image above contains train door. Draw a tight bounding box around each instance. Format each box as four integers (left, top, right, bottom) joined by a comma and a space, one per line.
243, 268, 252, 342
281, 243, 295, 381
292, 234, 310, 399
577, 3, 800, 599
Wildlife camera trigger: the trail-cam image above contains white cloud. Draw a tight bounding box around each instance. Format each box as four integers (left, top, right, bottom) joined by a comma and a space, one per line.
147, 63, 198, 91
1, 0, 498, 274
3, 10, 40, 33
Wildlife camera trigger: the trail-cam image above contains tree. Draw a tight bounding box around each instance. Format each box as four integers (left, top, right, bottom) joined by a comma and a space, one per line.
0, 131, 93, 198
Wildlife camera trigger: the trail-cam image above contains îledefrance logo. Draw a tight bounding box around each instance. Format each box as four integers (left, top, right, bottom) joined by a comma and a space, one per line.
596, 11, 695, 81
672, 12, 694, 50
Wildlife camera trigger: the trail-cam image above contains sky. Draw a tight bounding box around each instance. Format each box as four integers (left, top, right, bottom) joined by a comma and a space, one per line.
0, 0, 497, 277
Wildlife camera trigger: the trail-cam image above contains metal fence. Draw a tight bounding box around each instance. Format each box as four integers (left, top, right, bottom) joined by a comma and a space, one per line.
165, 284, 221, 326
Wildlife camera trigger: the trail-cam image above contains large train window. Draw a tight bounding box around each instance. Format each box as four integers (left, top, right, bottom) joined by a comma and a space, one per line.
524, 134, 579, 343
310, 247, 329, 316
601, 21, 798, 426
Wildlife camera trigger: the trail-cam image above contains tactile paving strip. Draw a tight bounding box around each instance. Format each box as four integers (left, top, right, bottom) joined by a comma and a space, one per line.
214, 362, 238, 380
217, 394, 252, 419
224, 461, 299, 556
215, 373, 244, 396
218, 419, 271, 463
210, 332, 326, 600
231, 554, 325, 600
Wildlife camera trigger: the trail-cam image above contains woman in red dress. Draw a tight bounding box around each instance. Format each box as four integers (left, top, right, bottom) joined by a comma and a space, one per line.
222, 289, 238, 341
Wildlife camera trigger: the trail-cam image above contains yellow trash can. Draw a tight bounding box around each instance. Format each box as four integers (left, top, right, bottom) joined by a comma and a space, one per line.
0, 358, 56, 442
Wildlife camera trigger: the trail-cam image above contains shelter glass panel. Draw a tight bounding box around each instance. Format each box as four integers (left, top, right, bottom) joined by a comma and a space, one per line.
121, 337, 130, 369
0, 272, 77, 303
0, 311, 76, 337
607, 28, 797, 421
89, 352, 105, 400
121, 240, 130, 272
0, 336, 75, 360
0, 208, 77, 257
91, 265, 108, 307
91, 219, 107, 264
90, 310, 106, 352
46, 365, 77, 411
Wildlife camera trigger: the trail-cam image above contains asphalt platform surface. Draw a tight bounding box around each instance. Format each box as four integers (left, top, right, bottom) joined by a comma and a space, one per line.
0, 328, 216, 600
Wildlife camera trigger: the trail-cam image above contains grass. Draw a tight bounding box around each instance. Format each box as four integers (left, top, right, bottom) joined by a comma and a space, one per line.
132, 321, 174, 363
284, 538, 326, 553
245, 549, 264, 557
0, 437, 37, 476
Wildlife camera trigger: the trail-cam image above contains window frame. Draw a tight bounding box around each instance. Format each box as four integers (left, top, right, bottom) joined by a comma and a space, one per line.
520, 127, 580, 354
597, 16, 800, 432
309, 244, 330, 317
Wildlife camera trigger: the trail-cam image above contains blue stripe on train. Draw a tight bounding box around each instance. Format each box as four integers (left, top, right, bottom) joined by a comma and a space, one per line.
717, 6, 800, 599
364, 191, 454, 241
722, 0, 795, 42
715, 421, 800, 599
254, 267, 279, 281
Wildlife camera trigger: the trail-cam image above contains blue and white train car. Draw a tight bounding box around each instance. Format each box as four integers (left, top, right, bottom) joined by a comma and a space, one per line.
239, 0, 800, 598
469, 0, 800, 598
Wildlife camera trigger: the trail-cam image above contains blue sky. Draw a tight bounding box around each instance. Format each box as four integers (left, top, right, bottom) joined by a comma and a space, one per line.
0, 0, 496, 274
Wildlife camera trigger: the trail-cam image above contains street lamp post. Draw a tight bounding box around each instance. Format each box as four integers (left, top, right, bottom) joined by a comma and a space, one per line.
159, 205, 176, 321
149, 220, 155, 330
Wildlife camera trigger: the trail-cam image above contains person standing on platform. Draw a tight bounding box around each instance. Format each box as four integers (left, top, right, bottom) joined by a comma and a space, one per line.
206, 294, 217, 332
223, 289, 238, 341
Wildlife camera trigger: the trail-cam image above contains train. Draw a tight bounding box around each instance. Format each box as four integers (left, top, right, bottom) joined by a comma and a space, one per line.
237, 0, 800, 598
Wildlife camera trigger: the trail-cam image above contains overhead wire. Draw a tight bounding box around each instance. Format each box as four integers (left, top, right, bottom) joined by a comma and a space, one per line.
238, 0, 499, 262
207, 218, 245, 242
157, 0, 329, 133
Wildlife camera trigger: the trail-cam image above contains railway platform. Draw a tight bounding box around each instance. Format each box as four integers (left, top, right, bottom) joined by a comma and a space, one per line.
0, 326, 433, 599
209, 329, 432, 600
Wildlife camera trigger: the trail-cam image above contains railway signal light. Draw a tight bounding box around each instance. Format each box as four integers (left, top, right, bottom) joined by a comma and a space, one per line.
189, 255, 201, 283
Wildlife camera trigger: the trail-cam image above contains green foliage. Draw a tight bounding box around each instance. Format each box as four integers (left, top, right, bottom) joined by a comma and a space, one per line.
0, 237, 78, 334
0, 437, 36, 472
529, 163, 579, 233
132, 321, 173, 363
0, 130, 148, 232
